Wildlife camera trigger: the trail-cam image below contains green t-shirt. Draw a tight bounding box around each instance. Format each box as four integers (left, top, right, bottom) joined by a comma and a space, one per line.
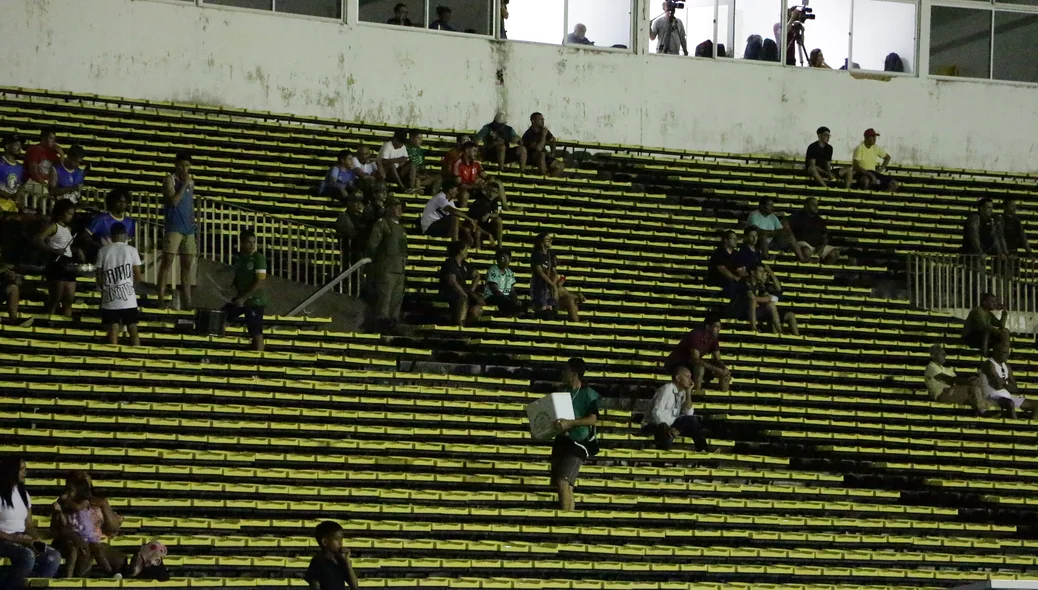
564, 385, 601, 442
233, 251, 268, 307
406, 145, 426, 167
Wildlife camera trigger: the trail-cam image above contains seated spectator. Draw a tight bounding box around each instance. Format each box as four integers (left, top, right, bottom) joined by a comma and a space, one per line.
809, 48, 831, 68
980, 344, 1035, 419
0, 262, 26, 326
335, 195, 372, 262
33, 199, 80, 317
386, 3, 415, 25
642, 366, 711, 452
531, 232, 584, 321
747, 197, 786, 259
0, 456, 61, 589
963, 292, 1010, 357
665, 314, 732, 396
0, 135, 24, 212
22, 128, 63, 206
852, 129, 899, 191
420, 180, 488, 244
468, 179, 506, 249
83, 189, 135, 260
224, 229, 267, 352
999, 197, 1031, 257
441, 135, 470, 177
744, 34, 763, 59
706, 230, 745, 297
805, 127, 852, 188
319, 150, 358, 203
550, 357, 600, 511
50, 471, 125, 578
733, 227, 763, 272
452, 141, 488, 205
727, 266, 799, 335
522, 112, 565, 177
96, 223, 142, 347
924, 343, 986, 415
306, 521, 360, 590
787, 196, 839, 264
378, 131, 414, 192
405, 131, 441, 195
565, 24, 594, 45
49, 144, 87, 204
429, 6, 454, 30
474, 114, 527, 171
484, 249, 524, 315
440, 240, 483, 327
962, 197, 1003, 259
349, 146, 382, 195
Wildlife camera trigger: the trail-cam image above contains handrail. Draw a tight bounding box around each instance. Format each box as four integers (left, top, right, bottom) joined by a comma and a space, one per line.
287, 257, 372, 317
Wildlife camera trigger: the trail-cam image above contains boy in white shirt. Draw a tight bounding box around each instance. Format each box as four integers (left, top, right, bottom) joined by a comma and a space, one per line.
95, 223, 142, 346
924, 343, 986, 415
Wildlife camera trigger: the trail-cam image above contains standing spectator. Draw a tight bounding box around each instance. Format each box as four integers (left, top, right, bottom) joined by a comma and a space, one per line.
706, 229, 744, 297
22, 128, 63, 204
805, 127, 852, 188
378, 131, 414, 193
924, 343, 986, 415
420, 180, 487, 244
650, 1, 688, 55
439, 240, 483, 327
0, 135, 24, 212
474, 114, 527, 171
733, 226, 763, 272
363, 183, 390, 227
0, 456, 61, 590
728, 266, 799, 335
441, 135, 470, 178
157, 152, 197, 310
665, 314, 732, 396
366, 198, 407, 334
550, 357, 600, 511
979, 345, 1035, 419
335, 195, 371, 263
1000, 198, 1031, 257
963, 197, 1003, 259
319, 150, 358, 204
483, 249, 524, 315
963, 292, 1010, 357
531, 232, 583, 321
642, 366, 711, 451
452, 141, 488, 205
747, 197, 786, 259
406, 131, 441, 195
96, 223, 142, 347
429, 6, 454, 30
349, 146, 382, 196
83, 188, 135, 257
48, 145, 87, 204
224, 229, 267, 352
787, 196, 839, 264
386, 3, 415, 25
852, 129, 899, 191
566, 24, 594, 45
50, 471, 125, 578
33, 199, 80, 317
469, 180, 506, 249
306, 521, 360, 590
522, 113, 565, 177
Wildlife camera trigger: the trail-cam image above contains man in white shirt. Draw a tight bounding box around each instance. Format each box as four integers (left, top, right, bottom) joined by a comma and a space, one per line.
642, 366, 711, 451
349, 145, 383, 197
95, 223, 142, 347
378, 130, 413, 192
924, 344, 986, 415
420, 180, 489, 243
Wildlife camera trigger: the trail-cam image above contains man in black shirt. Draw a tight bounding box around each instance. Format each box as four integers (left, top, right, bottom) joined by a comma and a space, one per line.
805, 126, 852, 188
440, 240, 484, 326
787, 196, 839, 264
306, 521, 359, 590
706, 230, 744, 297
1000, 197, 1032, 256
386, 3, 415, 25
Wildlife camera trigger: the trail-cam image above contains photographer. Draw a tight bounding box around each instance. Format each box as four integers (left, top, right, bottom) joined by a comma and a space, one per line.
777, 4, 814, 65
650, 1, 688, 56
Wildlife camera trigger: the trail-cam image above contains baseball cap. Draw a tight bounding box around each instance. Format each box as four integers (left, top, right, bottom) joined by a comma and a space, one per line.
863, 128, 880, 137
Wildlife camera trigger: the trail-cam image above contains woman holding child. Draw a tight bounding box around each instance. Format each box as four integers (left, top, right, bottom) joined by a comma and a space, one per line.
50, 470, 126, 577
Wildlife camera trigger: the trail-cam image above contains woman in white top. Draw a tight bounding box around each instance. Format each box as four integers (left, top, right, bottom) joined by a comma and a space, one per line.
0, 456, 61, 588
33, 199, 81, 317
980, 345, 1035, 419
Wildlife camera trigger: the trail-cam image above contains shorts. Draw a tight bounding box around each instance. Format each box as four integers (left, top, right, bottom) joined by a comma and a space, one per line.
46, 256, 78, 283
223, 303, 264, 337
424, 216, 453, 238
482, 144, 523, 163
856, 171, 895, 190
101, 307, 141, 327
550, 437, 587, 486
797, 241, 837, 259
163, 232, 198, 255
727, 300, 773, 322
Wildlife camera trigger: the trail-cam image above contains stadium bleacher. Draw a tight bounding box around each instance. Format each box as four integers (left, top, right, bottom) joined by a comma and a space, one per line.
2, 86, 1038, 588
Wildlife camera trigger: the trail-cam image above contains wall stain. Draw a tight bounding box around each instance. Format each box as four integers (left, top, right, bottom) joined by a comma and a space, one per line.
245, 66, 271, 98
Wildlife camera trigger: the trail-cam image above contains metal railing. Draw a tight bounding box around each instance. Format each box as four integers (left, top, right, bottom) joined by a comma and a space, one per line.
908, 253, 1038, 319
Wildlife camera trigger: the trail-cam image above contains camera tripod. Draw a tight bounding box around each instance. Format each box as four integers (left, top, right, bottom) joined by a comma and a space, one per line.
786, 24, 809, 66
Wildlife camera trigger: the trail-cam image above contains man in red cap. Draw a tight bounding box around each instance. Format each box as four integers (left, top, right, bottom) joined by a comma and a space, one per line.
852, 128, 898, 192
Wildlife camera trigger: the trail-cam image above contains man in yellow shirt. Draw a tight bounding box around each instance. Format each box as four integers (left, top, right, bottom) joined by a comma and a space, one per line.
852, 128, 899, 192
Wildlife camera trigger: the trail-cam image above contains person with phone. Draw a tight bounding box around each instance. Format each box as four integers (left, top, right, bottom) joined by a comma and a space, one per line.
0, 456, 61, 589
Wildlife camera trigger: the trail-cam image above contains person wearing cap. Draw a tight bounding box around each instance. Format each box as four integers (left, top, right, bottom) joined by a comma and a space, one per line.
484, 248, 524, 316
22, 127, 64, 204
366, 197, 408, 334
474, 114, 526, 171
429, 5, 455, 30
335, 194, 372, 264
0, 135, 24, 212
852, 128, 899, 192
420, 179, 490, 245
805, 126, 852, 189
378, 131, 413, 192
48, 144, 87, 204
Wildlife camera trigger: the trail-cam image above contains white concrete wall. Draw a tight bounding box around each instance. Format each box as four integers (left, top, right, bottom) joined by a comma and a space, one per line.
1, 0, 1037, 173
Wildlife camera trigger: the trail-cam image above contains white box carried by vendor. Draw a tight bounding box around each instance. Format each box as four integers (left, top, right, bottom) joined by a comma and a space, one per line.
526, 392, 575, 440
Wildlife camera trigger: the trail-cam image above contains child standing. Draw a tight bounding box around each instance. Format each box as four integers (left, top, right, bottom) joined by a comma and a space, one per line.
95, 223, 142, 346
305, 521, 359, 590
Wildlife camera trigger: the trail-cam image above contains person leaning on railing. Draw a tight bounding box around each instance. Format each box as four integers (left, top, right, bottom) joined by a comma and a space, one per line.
963, 292, 1010, 358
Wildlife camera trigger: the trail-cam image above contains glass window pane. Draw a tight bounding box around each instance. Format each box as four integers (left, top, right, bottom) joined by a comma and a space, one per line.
851, 0, 916, 72
207, 0, 273, 9
929, 6, 991, 78
428, 2, 490, 35
993, 11, 1038, 83
507, 0, 563, 44
646, 3, 691, 55
360, 0, 425, 26
782, 0, 851, 68
724, 0, 782, 61
566, 0, 632, 49
276, 0, 342, 18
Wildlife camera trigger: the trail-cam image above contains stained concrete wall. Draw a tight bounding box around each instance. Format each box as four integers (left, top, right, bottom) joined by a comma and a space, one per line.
2, 0, 1037, 173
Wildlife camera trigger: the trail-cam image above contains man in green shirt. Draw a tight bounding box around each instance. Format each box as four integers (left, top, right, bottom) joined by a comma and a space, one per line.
963, 292, 1009, 357
224, 228, 268, 352
551, 357, 600, 511
366, 198, 407, 334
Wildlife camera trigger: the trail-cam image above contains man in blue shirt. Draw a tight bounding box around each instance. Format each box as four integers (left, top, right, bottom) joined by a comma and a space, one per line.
157, 152, 197, 309
0, 135, 24, 212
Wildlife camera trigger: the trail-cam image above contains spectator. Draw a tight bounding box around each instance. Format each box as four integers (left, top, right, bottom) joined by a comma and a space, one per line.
787, 196, 839, 264
522, 113, 565, 177
805, 126, 852, 188
650, 1, 688, 55
378, 131, 414, 192
50, 471, 125, 578
157, 152, 197, 310
550, 357, 600, 511
34, 199, 80, 317
386, 3, 415, 26
22, 128, 63, 204
963, 197, 1003, 259
224, 229, 267, 352
809, 48, 831, 68
319, 150, 358, 204
924, 343, 986, 415
566, 24, 594, 45
468, 179, 506, 249
642, 366, 711, 451
366, 198, 407, 334
0, 135, 24, 212
349, 145, 382, 195
728, 265, 799, 335
665, 314, 732, 396
441, 135, 470, 178
747, 197, 786, 259
980, 344, 1035, 419
474, 114, 527, 171
305, 521, 360, 590
733, 226, 763, 272
420, 180, 488, 244
706, 229, 745, 297
963, 292, 1009, 357
363, 182, 390, 227
0, 261, 26, 326
452, 141, 488, 205
335, 195, 371, 263
744, 34, 763, 59
49, 144, 87, 204
83, 188, 135, 256
0, 456, 60, 589
429, 6, 454, 30
405, 131, 441, 195
484, 249, 524, 315
1000, 197, 1031, 257
531, 232, 583, 321
440, 240, 483, 326
96, 223, 142, 347
852, 128, 899, 191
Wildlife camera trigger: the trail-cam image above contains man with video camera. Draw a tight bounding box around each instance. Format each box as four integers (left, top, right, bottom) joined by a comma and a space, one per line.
777, 2, 815, 66
650, 0, 688, 56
